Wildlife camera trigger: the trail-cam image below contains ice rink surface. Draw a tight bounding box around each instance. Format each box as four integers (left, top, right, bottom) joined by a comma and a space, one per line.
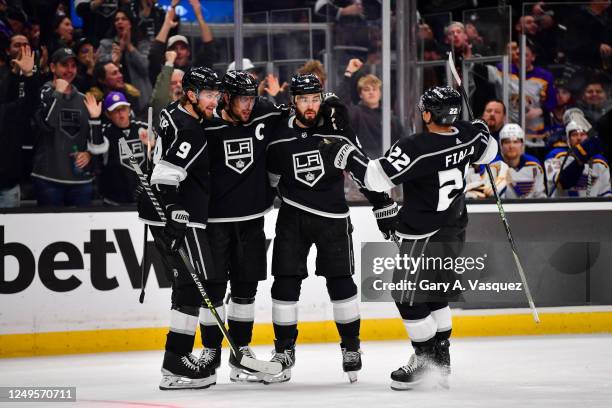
1, 334, 611, 408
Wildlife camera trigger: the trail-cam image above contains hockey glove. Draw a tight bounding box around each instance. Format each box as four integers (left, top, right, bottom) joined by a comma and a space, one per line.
471, 118, 491, 135
161, 204, 190, 253
321, 93, 349, 131
318, 139, 356, 170
373, 201, 398, 241
571, 137, 602, 166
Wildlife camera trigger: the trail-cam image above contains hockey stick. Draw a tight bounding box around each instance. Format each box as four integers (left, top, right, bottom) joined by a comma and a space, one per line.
119, 137, 282, 375
139, 107, 155, 303
447, 53, 540, 323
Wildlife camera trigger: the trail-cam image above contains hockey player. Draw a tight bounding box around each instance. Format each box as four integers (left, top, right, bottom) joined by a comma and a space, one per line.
138, 66, 222, 390
545, 121, 611, 197
196, 70, 348, 383
319, 86, 498, 390
495, 123, 546, 199
263, 74, 397, 384
466, 124, 546, 199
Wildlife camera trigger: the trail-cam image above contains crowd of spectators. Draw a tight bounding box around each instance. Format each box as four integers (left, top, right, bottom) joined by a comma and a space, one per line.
0, 0, 610, 208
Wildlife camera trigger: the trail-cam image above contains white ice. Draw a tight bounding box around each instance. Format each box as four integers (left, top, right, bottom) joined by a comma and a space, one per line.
1, 334, 611, 408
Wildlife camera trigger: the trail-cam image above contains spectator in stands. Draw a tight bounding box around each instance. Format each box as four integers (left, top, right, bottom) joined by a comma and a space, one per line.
486, 42, 556, 160
481, 99, 506, 144
4, 6, 28, 38
315, 0, 377, 66
563, 0, 612, 71
89, 60, 142, 117
76, 0, 131, 41
545, 120, 611, 197
338, 58, 404, 157
445, 21, 496, 116
0, 44, 37, 208
98, 91, 151, 205
148, 0, 215, 84
149, 49, 183, 119
298, 59, 327, 88
577, 80, 612, 124
548, 80, 575, 148
47, 15, 75, 55
73, 37, 97, 92
496, 123, 546, 199
514, 15, 539, 44
32, 48, 109, 207
530, 2, 562, 65
128, 0, 167, 56
98, 8, 152, 112
0, 33, 29, 100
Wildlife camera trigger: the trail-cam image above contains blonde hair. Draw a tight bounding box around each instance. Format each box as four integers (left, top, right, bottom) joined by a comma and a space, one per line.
357, 74, 382, 92
297, 60, 326, 85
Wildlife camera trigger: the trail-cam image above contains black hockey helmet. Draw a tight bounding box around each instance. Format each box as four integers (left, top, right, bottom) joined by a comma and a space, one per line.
222, 70, 258, 96
418, 86, 462, 125
290, 73, 322, 96
182, 66, 222, 95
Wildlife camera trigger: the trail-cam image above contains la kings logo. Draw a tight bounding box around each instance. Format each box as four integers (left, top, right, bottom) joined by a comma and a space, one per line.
119, 137, 145, 171
224, 138, 253, 174
293, 151, 325, 187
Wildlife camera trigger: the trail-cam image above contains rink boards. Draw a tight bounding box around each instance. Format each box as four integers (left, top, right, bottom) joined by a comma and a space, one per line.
1, 202, 612, 357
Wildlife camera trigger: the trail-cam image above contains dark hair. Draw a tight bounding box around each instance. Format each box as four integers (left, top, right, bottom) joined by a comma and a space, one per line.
484, 99, 507, 115
52, 15, 70, 31
93, 60, 116, 82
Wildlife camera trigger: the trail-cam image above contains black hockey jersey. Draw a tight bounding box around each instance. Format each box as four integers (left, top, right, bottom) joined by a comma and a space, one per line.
138, 100, 210, 228
361, 121, 498, 237
204, 97, 290, 222
267, 115, 359, 218
98, 120, 148, 204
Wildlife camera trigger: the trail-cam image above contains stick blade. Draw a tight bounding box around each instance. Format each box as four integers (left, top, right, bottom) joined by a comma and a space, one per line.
239, 355, 283, 375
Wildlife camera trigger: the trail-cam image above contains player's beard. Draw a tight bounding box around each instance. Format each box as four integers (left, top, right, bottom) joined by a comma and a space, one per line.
296, 108, 319, 128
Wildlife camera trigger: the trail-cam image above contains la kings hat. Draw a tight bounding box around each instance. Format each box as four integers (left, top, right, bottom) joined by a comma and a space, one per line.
104, 91, 131, 112
51, 48, 77, 64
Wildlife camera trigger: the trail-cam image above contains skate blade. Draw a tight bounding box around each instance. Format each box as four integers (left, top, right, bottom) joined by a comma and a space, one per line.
159, 372, 217, 390
229, 367, 265, 383
346, 371, 358, 383
390, 378, 422, 391
262, 369, 291, 385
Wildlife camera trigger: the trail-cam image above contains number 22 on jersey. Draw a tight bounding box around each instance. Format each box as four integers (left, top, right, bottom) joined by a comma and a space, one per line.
437, 163, 468, 211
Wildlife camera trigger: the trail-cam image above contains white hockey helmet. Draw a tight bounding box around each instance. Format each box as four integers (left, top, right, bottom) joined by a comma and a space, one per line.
499, 123, 524, 142
565, 120, 588, 138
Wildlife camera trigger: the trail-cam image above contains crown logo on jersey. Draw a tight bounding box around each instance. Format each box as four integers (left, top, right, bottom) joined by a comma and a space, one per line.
301, 132, 307, 139
293, 150, 325, 187
224, 138, 253, 174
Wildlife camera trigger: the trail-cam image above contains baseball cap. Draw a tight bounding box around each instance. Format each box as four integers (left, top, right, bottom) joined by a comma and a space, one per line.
51, 48, 77, 64
103, 91, 131, 112
226, 58, 256, 73
167, 35, 189, 49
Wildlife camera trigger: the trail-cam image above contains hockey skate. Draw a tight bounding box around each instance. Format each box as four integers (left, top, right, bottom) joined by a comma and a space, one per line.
434, 339, 451, 389
229, 346, 265, 383
390, 345, 435, 391
262, 338, 296, 384
198, 347, 222, 372
159, 351, 216, 390
340, 338, 362, 383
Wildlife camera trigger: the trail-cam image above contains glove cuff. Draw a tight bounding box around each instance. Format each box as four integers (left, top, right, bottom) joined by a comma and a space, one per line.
373, 202, 398, 219
167, 204, 190, 224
